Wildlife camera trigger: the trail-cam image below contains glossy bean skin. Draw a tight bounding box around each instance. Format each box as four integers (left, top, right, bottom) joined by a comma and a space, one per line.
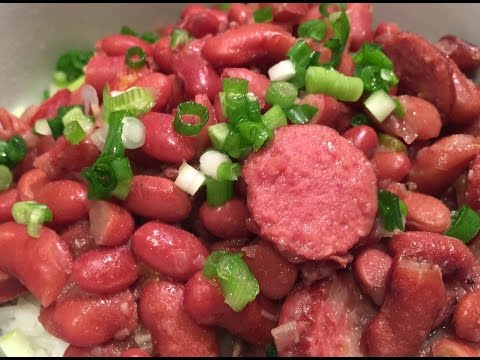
85, 54, 129, 95
0, 108, 29, 141
264, 3, 310, 24
0, 270, 27, 304
199, 198, 250, 239
63, 340, 135, 358
16, 168, 48, 201
72, 247, 139, 294
242, 240, 299, 300
436, 34, 480, 75
60, 220, 95, 259
35, 180, 88, 225
153, 37, 174, 74
47, 289, 137, 347
298, 94, 352, 131
466, 153, 480, 211
227, 3, 253, 26
342, 125, 378, 158
30, 89, 72, 124
132, 221, 208, 281
202, 23, 296, 67
221, 67, 270, 109
140, 112, 196, 164
96, 34, 153, 57
120, 348, 151, 357
0, 189, 17, 223
346, 3, 373, 51
132, 73, 173, 112
371, 151, 411, 182
123, 176, 191, 222
89, 200, 135, 247
0, 222, 72, 307
453, 291, 480, 342
431, 337, 480, 357
139, 280, 219, 357
192, 93, 217, 154
180, 4, 228, 38
374, 21, 401, 44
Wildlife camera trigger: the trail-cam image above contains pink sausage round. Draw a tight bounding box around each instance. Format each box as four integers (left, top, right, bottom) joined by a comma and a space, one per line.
96, 34, 153, 57
132, 221, 208, 281
199, 198, 250, 239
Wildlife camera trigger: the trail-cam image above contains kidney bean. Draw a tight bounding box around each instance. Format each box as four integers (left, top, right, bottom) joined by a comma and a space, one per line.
0, 270, 27, 304
242, 240, 299, 300
346, 3, 373, 51
221, 67, 270, 109
466, 154, 480, 211
166, 74, 184, 111
30, 89, 72, 124
431, 338, 480, 357
437, 34, 480, 75
153, 37, 174, 74
183, 271, 279, 345
202, 23, 296, 68
140, 112, 196, 164
371, 151, 411, 182
300, 260, 341, 286
132, 221, 208, 281
353, 248, 392, 306
123, 176, 191, 222
89, 200, 135, 247
16, 168, 48, 201
374, 21, 401, 45
33, 136, 100, 180
35, 180, 88, 225
449, 63, 480, 125
408, 134, 480, 195
96, 34, 153, 57
0, 189, 17, 223
0, 108, 29, 141
110, 66, 152, 93
85, 54, 129, 95
379, 95, 442, 144
131, 72, 173, 112
63, 340, 135, 357
228, 3, 253, 25
60, 220, 95, 258
298, 94, 342, 128
121, 348, 151, 357
209, 238, 248, 253
139, 280, 218, 356
453, 291, 480, 342
180, 4, 227, 38
192, 93, 217, 153
264, 3, 310, 24
343, 125, 378, 158
199, 198, 250, 239
364, 257, 447, 356
49, 289, 137, 347
0, 222, 72, 306
72, 247, 139, 294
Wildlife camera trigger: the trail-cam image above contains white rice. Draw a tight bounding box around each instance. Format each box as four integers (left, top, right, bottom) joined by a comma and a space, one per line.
0, 294, 69, 357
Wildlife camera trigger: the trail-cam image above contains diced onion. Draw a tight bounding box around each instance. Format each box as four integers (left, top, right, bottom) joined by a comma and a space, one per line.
81, 84, 99, 115
90, 125, 109, 151
110, 90, 125, 97
33, 119, 52, 136
271, 321, 300, 353
268, 60, 296, 81
364, 89, 396, 123
199, 150, 231, 179
174, 161, 206, 196
121, 116, 145, 149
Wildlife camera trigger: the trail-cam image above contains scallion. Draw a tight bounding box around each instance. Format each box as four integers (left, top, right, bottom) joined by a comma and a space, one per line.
173, 101, 210, 136
262, 104, 288, 130
217, 162, 241, 181
121, 116, 146, 149
444, 205, 480, 243
393, 99, 406, 118
174, 161, 206, 196
125, 46, 146, 69
246, 93, 262, 123
364, 89, 396, 123
253, 6, 273, 23
320, 10, 349, 69
225, 92, 248, 127
102, 84, 156, 121
208, 123, 230, 151
199, 149, 231, 179
268, 60, 296, 82
222, 131, 252, 159
205, 177, 234, 206
377, 190, 406, 233
266, 81, 298, 109
305, 66, 363, 102
139, 31, 158, 44
266, 343, 278, 357
377, 133, 408, 153
4, 135, 27, 167
319, 3, 346, 17
298, 19, 326, 42
223, 78, 248, 94
63, 121, 85, 145
11, 201, 53, 238
237, 121, 273, 151
285, 104, 318, 125
351, 113, 373, 127
287, 40, 320, 89
0, 165, 13, 192
170, 29, 190, 49
62, 107, 94, 133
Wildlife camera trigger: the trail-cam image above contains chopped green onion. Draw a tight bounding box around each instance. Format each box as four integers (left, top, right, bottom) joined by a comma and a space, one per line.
364, 89, 396, 123
42, 89, 50, 101
237, 121, 273, 151
0, 164, 13, 192
219, 3, 231, 11
170, 29, 190, 49
320, 10, 349, 69
102, 111, 128, 157
64, 121, 85, 145
62, 107, 94, 133
5, 135, 27, 166
66, 74, 86, 92
223, 78, 248, 94
205, 177, 234, 206
378, 190, 405, 233
102, 84, 156, 121
246, 93, 262, 123
262, 104, 288, 130
223, 130, 252, 159
253, 6, 273, 23
266, 81, 298, 109
109, 156, 133, 200
444, 205, 480, 243
351, 114, 373, 127
173, 101, 210, 136
121, 116, 146, 149
120, 25, 137, 36
393, 99, 406, 118
52, 71, 67, 87
285, 104, 318, 125
139, 31, 158, 44
225, 93, 248, 127
399, 199, 408, 219
217, 162, 241, 181
125, 46, 146, 69
287, 40, 321, 89
305, 66, 363, 102
203, 251, 260, 312
11, 201, 53, 238
84, 159, 118, 197
208, 123, 230, 151
47, 117, 65, 139
55, 49, 93, 83
319, 3, 346, 17
266, 343, 278, 357
377, 133, 408, 153
199, 149, 231, 179
0, 329, 35, 357
298, 19, 326, 41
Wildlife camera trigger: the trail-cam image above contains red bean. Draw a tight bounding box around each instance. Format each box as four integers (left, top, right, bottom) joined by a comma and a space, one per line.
0, 189, 17, 223
50, 289, 137, 347
180, 4, 227, 38
63, 340, 135, 357
298, 94, 343, 128
466, 153, 480, 211
202, 23, 296, 67
121, 348, 151, 357
132, 73, 173, 112
139, 280, 219, 356
153, 37, 174, 74
453, 291, 480, 342
30, 89, 72, 124
140, 112, 196, 164
431, 338, 480, 357
242, 240, 299, 300
346, 3, 373, 51
89, 200, 135, 247
0, 108, 29, 141
85, 54, 129, 95
16, 168, 48, 201
371, 151, 411, 182
132, 221, 208, 281
0, 222, 72, 307
0, 270, 27, 305
449, 63, 480, 125
374, 21, 400, 45
193, 93, 217, 153
221, 67, 270, 109
35, 180, 88, 225
60, 220, 95, 259
72, 247, 139, 294
436, 34, 480, 75
199, 198, 250, 239
265, 3, 310, 24
209, 238, 248, 253
228, 3, 253, 25
123, 176, 191, 222
96, 34, 153, 57
342, 125, 378, 158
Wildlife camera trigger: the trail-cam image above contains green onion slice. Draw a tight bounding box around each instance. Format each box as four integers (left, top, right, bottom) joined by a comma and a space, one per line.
298, 19, 327, 42
217, 162, 241, 181
5, 135, 27, 166
0, 164, 13, 192
444, 205, 480, 243
170, 29, 190, 49
253, 6, 273, 23
63, 121, 85, 145
219, 3, 231, 11
285, 104, 318, 125
173, 101, 210, 136
393, 99, 406, 118
246, 93, 262, 123
223, 78, 248, 94
237, 121, 273, 151
377, 133, 407, 153
120, 25, 137, 36
139, 31, 158, 44
102, 84, 156, 121
321, 10, 349, 69
125, 46, 146, 69
205, 177, 234, 206
266, 81, 298, 109
11, 201, 53, 238
262, 104, 288, 130
265, 343, 278, 357
319, 3, 346, 17
378, 190, 406, 233
223, 130, 252, 160
203, 251, 260, 312
208, 123, 230, 151
351, 113, 373, 127
305, 66, 363, 102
